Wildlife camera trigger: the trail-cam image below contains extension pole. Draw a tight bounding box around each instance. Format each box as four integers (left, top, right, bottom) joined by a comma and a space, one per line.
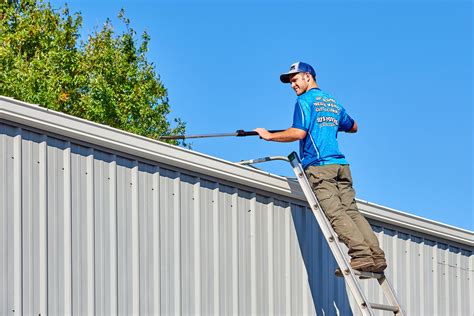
159, 129, 285, 140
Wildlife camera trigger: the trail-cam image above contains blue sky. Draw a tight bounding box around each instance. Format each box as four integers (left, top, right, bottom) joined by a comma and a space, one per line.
50, 0, 473, 231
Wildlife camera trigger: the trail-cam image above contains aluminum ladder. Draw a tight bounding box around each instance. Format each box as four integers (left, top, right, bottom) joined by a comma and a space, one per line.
238, 152, 405, 316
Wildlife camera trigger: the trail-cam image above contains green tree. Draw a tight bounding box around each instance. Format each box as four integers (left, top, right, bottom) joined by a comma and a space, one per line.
0, 0, 187, 146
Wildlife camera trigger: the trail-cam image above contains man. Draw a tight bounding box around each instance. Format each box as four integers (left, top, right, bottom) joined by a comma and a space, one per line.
254, 62, 387, 273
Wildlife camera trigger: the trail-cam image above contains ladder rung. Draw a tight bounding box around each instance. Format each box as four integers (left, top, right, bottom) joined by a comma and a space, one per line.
354, 270, 384, 279
369, 302, 399, 313
335, 268, 384, 280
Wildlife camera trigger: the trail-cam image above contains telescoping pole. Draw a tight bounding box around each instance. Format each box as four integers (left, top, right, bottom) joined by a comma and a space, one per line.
158, 129, 285, 140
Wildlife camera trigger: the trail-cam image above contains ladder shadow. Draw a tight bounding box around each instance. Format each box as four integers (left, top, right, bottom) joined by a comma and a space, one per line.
290, 204, 353, 316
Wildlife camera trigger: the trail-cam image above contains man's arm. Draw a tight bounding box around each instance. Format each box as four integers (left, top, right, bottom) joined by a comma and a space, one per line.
254, 127, 306, 142
339, 107, 357, 133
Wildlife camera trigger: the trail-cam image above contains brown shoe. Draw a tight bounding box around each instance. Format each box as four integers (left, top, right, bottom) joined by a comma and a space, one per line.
371, 258, 387, 273
350, 257, 375, 272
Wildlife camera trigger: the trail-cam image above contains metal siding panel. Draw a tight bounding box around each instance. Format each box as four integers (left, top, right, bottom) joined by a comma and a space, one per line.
438, 243, 449, 315
292, 203, 313, 315
179, 173, 198, 315
109, 157, 118, 315
116, 156, 135, 314
231, 187, 239, 315
255, 195, 269, 316
237, 190, 257, 314
456, 247, 464, 315
47, 138, 57, 314
138, 162, 159, 315
152, 167, 161, 314
12, 128, 22, 315
468, 250, 474, 316
399, 232, 410, 313
63, 143, 73, 316
266, 198, 275, 316
38, 135, 48, 315
289, 203, 303, 316
47, 137, 70, 315
290, 204, 298, 316
0, 124, 13, 315
131, 161, 140, 314
71, 145, 94, 315
423, 239, 436, 315
459, 249, 471, 314
302, 207, 317, 316
83, 148, 96, 314
0, 124, 5, 315
434, 240, 442, 316
216, 184, 226, 315
19, 130, 32, 314
237, 190, 252, 315
273, 200, 283, 314
409, 235, 421, 316
93, 152, 105, 314
93, 151, 118, 315
210, 179, 219, 315
174, 171, 182, 315
448, 246, 460, 316
21, 132, 47, 314
272, 200, 293, 315
93, 153, 104, 314
284, 202, 292, 316
217, 184, 237, 315
249, 192, 257, 315
159, 168, 181, 315
199, 179, 214, 316
190, 176, 200, 314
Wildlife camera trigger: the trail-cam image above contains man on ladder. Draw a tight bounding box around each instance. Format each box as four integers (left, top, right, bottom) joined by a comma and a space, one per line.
254, 62, 387, 273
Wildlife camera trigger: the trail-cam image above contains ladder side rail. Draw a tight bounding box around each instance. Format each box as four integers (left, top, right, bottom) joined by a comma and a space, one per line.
378, 276, 406, 316
236, 156, 290, 166
288, 154, 374, 316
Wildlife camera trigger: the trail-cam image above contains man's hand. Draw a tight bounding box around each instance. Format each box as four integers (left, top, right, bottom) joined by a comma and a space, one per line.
348, 121, 358, 133
254, 128, 273, 141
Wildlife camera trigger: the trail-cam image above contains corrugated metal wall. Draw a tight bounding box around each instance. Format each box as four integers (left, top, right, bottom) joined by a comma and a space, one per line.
1, 120, 473, 316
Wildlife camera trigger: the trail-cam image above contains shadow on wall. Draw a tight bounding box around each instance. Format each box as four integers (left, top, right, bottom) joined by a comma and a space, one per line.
290, 202, 353, 316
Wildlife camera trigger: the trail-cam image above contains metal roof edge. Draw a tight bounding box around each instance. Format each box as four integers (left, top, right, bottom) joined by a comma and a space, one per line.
0, 96, 300, 199
356, 199, 473, 247
1, 96, 473, 247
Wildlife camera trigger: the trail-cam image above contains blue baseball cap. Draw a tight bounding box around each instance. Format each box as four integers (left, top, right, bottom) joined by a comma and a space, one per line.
280, 62, 316, 83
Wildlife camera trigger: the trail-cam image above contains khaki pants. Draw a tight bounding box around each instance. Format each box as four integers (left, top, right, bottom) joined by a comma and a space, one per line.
305, 164, 385, 260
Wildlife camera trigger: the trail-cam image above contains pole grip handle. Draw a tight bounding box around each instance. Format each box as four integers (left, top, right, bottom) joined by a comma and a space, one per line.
236, 129, 285, 137
236, 130, 258, 136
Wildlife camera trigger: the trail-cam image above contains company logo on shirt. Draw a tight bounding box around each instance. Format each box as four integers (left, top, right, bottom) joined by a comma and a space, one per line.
317, 116, 339, 126
316, 107, 339, 114
314, 98, 340, 115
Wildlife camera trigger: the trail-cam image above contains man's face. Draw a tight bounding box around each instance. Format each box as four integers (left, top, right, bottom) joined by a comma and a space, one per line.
289, 73, 309, 96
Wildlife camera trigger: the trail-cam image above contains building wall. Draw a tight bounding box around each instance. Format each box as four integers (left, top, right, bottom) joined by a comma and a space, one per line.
1, 98, 473, 315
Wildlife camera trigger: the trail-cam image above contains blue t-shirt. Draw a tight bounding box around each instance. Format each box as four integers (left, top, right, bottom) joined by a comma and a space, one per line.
292, 88, 355, 169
